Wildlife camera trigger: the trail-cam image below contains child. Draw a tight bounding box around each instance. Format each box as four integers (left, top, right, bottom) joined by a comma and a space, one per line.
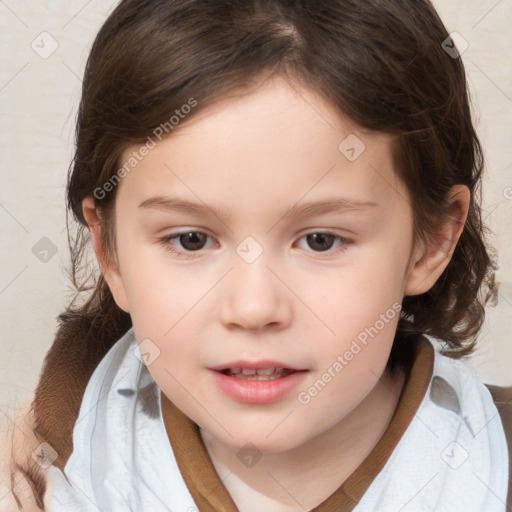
1, 0, 511, 510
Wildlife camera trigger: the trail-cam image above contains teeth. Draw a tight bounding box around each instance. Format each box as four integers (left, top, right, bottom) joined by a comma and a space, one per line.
255, 368, 275, 376
229, 367, 285, 375
225, 367, 294, 380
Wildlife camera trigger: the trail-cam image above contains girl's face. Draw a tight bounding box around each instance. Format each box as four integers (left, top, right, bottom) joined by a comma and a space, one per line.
104, 75, 426, 453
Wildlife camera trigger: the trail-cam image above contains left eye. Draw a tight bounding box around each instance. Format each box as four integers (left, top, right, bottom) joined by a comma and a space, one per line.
158, 231, 351, 258
296, 232, 348, 253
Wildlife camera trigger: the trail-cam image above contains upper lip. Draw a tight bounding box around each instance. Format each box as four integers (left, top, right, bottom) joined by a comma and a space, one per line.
209, 360, 306, 371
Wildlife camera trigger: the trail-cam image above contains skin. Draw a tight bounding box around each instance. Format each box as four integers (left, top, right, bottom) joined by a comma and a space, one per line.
83, 75, 470, 511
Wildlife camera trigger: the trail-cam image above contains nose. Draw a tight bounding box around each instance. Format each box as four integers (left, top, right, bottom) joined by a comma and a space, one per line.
219, 252, 292, 332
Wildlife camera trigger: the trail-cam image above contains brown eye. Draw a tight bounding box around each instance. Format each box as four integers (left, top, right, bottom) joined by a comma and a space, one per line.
295, 231, 352, 256
178, 232, 208, 251
158, 230, 215, 259
306, 233, 336, 252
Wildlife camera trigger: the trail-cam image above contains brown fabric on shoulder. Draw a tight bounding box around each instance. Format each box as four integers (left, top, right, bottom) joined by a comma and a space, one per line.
485, 384, 512, 512
32, 310, 132, 472
8, 311, 132, 508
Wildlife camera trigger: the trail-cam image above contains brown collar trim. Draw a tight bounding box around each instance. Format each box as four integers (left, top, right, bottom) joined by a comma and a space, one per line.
161, 397, 240, 511
161, 334, 435, 512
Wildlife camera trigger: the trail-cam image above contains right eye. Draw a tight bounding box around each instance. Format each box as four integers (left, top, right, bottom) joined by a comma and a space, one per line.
158, 231, 216, 259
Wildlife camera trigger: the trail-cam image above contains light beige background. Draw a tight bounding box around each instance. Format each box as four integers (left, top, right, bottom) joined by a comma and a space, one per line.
0, 0, 511, 422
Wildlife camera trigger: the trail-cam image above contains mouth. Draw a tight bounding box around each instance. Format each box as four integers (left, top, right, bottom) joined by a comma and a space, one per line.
210, 366, 309, 404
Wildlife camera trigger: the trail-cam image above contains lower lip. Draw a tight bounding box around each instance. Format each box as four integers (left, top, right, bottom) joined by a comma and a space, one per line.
210, 369, 309, 404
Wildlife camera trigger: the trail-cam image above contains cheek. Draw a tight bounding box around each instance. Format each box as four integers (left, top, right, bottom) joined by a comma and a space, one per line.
291, 248, 405, 382
128, 286, 205, 405
116, 232, 199, 326
116, 242, 208, 360
304, 282, 401, 419
293, 257, 404, 338
128, 277, 205, 347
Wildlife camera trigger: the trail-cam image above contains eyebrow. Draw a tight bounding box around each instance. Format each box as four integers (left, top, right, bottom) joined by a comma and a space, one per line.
138, 195, 378, 222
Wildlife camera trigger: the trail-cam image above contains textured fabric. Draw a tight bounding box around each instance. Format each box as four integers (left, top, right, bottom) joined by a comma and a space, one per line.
42, 327, 509, 511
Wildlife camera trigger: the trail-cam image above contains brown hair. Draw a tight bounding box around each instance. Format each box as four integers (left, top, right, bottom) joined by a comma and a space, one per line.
13, 0, 498, 507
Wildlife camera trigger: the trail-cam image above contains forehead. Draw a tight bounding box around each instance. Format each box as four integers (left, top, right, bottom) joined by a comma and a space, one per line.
117, 76, 408, 218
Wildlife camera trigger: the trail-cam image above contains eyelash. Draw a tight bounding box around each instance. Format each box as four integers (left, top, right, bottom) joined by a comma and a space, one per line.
157, 230, 352, 260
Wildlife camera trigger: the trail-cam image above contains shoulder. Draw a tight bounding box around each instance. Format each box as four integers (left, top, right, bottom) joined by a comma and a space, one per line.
484, 383, 512, 511
0, 400, 46, 511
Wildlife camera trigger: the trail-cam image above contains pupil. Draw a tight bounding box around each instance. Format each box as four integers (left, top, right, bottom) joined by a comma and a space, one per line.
308, 233, 334, 252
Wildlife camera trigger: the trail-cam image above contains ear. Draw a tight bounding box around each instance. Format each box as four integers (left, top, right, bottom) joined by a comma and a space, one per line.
82, 196, 130, 313
404, 185, 470, 296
